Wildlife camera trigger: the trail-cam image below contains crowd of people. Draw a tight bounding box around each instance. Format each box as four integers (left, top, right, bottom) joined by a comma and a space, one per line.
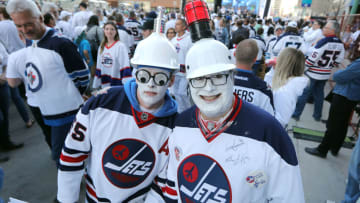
0, 0, 360, 202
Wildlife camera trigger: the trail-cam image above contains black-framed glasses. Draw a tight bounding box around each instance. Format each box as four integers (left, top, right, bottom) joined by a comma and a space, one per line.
135, 69, 170, 86
189, 74, 229, 88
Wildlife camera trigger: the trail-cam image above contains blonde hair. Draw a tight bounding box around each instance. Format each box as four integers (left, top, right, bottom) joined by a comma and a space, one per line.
272, 48, 305, 90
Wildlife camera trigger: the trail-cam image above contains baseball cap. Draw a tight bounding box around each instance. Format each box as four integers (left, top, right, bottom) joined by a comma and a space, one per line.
288, 21, 297, 28
140, 19, 154, 30
275, 25, 283, 31
59, 11, 71, 20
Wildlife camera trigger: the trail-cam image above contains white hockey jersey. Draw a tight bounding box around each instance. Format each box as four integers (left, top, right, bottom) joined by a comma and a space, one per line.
305, 36, 345, 80
272, 32, 306, 57
233, 69, 274, 116
171, 32, 193, 75
57, 82, 178, 203
150, 95, 304, 202
6, 29, 88, 126
125, 19, 143, 45
93, 40, 132, 89
250, 36, 266, 62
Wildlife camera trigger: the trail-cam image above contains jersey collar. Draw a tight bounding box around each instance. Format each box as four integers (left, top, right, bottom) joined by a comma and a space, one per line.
131, 106, 157, 128
196, 94, 242, 143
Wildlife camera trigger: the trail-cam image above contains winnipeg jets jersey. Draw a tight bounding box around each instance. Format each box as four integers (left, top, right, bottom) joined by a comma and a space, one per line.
171, 32, 192, 75
93, 41, 132, 89
265, 36, 277, 59
57, 87, 176, 203
6, 29, 88, 126
154, 95, 304, 203
233, 69, 274, 116
250, 36, 266, 61
272, 32, 306, 57
305, 36, 345, 80
125, 19, 143, 45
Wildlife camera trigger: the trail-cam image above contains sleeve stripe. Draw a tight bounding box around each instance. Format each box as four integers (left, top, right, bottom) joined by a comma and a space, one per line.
120, 66, 131, 71
162, 186, 177, 196
305, 60, 314, 66
155, 176, 167, 184
307, 58, 316, 64
86, 184, 97, 199
63, 146, 90, 155
166, 180, 175, 187
69, 69, 90, 79
58, 163, 85, 171
60, 154, 88, 163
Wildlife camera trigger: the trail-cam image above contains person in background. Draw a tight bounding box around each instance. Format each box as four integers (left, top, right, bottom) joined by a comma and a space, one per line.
170, 18, 193, 113
6, 0, 89, 167
165, 12, 176, 34
0, 40, 23, 154
303, 20, 324, 55
71, 2, 92, 29
93, 22, 132, 89
341, 24, 353, 50
233, 39, 275, 116
139, 18, 154, 39
270, 48, 309, 127
95, 8, 107, 27
342, 132, 360, 203
166, 27, 176, 41
216, 18, 229, 46
85, 15, 103, 63
304, 35, 360, 158
115, 13, 133, 53
250, 27, 266, 75
44, 12, 56, 28
41, 2, 58, 21
57, 11, 73, 39
74, 28, 93, 69
292, 21, 345, 122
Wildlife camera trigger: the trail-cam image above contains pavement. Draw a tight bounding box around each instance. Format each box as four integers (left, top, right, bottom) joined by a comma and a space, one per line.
0, 81, 358, 203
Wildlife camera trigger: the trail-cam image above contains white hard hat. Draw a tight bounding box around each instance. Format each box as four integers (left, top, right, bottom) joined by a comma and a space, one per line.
185, 38, 236, 79
131, 33, 179, 70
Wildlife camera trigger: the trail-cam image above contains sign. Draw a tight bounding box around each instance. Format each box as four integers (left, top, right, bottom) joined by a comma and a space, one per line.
301, 0, 312, 7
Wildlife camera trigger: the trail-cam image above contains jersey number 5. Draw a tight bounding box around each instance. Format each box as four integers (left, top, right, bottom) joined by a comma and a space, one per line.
71, 122, 87, 141
130, 27, 139, 36
285, 42, 301, 49
318, 50, 340, 67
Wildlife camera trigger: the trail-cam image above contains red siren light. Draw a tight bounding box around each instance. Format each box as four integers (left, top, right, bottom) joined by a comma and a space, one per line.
184, 0, 213, 42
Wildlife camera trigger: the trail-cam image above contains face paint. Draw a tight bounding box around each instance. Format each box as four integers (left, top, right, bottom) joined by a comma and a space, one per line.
190, 71, 234, 120
136, 68, 171, 109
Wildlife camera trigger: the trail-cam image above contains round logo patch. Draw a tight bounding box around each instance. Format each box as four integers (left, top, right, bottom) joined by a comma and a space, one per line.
177, 154, 232, 202
25, 62, 42, 92
101, 53, 113, 68
102, 139, 155, 188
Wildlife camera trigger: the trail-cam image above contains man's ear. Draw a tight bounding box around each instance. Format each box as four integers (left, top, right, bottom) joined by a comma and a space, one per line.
39, 15, 44, 23
168, 74, 176, 87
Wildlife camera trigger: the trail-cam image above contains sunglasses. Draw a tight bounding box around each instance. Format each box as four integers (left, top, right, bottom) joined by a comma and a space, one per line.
135, 69, 170, 86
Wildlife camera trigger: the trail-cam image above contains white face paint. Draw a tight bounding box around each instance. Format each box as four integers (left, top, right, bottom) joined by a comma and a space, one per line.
190, 72, 234, 120
136, 68, 171, 109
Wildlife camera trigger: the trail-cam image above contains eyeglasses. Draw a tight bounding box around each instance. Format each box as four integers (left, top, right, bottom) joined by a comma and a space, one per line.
189, 74, 229, 88
135, 69, 170, 86
167, 31, 176, 34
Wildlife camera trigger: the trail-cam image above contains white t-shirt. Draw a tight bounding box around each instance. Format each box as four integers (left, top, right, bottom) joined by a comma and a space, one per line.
71, 10, 93, 29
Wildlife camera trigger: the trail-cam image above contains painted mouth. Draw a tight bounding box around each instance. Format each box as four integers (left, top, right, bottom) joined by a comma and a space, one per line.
200, 94, 221, 102
144, 91, 158, 97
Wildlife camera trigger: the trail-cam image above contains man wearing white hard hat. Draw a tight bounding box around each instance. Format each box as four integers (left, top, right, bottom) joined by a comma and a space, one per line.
272, 20, 306, 57
151, 1, 305, 202
57, 12, 179, 203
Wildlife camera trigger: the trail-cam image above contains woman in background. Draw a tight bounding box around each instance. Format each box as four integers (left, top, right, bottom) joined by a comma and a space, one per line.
270, 47, 309, 127
93, 22, 132, 89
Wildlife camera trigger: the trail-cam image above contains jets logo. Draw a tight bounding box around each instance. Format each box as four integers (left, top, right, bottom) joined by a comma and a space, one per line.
102, 139, 155, 188
25, 62, 42, 92
175, 43, 180, 53
178, 154, 232, 203
101, 53, 113, 68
